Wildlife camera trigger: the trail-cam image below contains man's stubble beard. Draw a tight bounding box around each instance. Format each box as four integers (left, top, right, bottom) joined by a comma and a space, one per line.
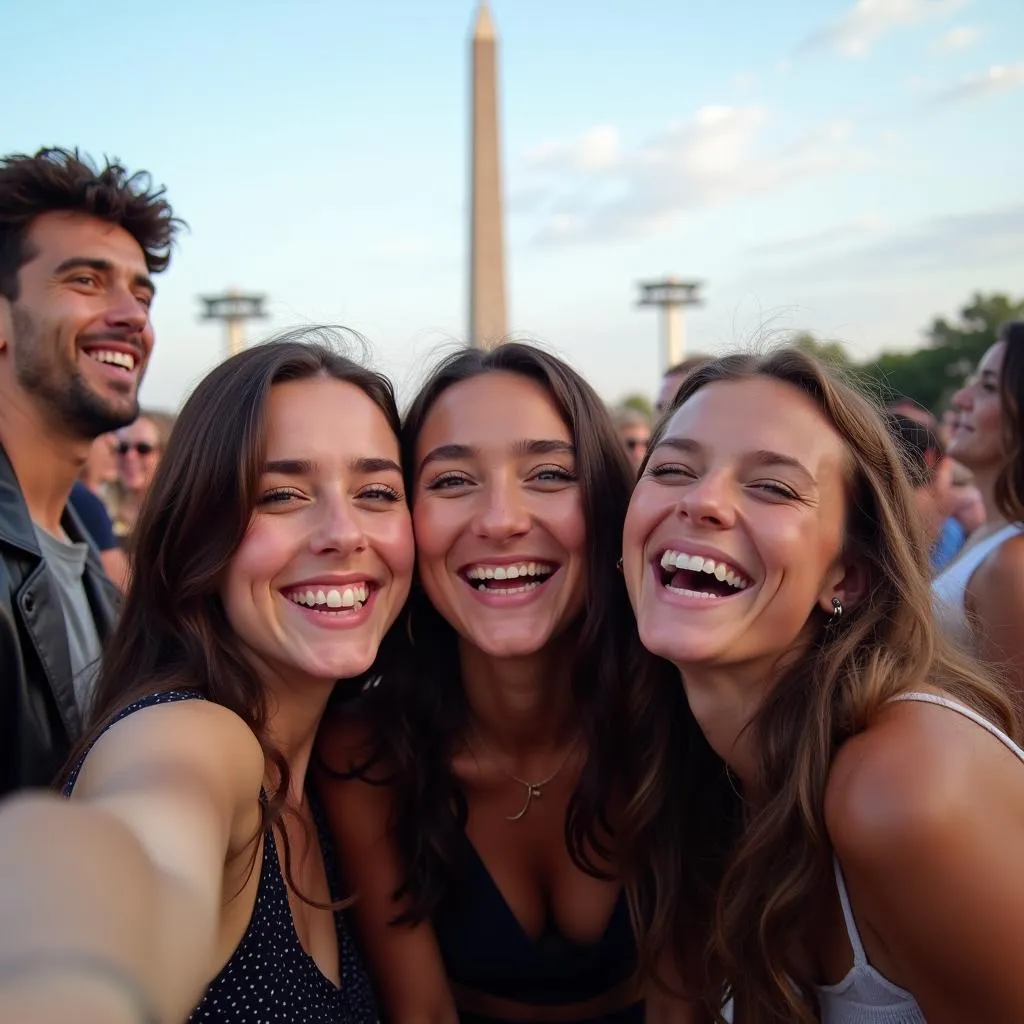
11, 304, 141, 439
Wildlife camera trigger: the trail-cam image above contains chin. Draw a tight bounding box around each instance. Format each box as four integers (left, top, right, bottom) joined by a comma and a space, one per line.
638, 624, 723, 668
471, 630, 550, 660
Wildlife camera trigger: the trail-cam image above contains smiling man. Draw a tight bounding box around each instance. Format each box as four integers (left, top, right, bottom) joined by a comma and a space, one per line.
0, 148, 181, 794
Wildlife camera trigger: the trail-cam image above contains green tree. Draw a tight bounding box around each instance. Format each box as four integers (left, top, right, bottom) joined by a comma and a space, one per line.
861, 292, 1024, 412
618, 392, 654, 420
789, 331, 852, 367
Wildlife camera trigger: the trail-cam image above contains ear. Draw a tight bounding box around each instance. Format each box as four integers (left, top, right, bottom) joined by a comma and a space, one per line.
817, 556, 869, 616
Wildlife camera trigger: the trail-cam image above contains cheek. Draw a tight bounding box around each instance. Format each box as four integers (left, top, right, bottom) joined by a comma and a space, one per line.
377, 514, 416, 580
412, 501, 457, 565
223, 522, 292, 601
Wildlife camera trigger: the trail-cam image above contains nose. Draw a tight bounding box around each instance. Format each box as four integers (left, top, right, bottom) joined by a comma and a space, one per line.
309, 496, 367, 558
472, 476, 531, 542
675, 471, 736, 529
952, 381, 975, 412
104, 284, 150, 336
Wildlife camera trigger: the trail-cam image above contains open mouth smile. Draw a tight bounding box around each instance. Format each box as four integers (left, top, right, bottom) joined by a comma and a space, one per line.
656, 549, 753, 601
81, 344, 141, 378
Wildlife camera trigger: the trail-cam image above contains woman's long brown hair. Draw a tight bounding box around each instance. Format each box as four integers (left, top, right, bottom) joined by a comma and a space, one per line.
61, 329, 404, 880
323, 341, 723, 989
650, 348, 1020, 1022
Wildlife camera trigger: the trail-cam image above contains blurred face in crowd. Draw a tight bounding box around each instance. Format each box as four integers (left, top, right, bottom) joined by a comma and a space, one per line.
655, 371, 686, 416
117, 415, 163, 495
618, 419, 651, 471
84, 433, 120, 488
913, 453, 956, 548
948, 342, 1006, 475
0, 212, 154, 439
412, 371, 588, 660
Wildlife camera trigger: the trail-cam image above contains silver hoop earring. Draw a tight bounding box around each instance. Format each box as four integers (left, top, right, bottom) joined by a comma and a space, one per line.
831, 596, 844, 620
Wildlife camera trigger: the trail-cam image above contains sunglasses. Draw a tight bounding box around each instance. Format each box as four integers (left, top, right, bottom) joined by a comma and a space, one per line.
116, 441, 158, 457
624, 438, 650, 451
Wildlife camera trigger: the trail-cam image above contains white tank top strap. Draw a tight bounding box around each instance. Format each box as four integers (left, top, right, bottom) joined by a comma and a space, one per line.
831, 856, 867, 967
888, 691, 1024, 764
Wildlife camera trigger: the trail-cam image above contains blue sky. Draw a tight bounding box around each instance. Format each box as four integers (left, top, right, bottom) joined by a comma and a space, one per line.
5, 0, 1023, 409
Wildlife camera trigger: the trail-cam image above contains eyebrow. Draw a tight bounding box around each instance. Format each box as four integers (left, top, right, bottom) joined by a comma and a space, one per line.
418, 438, 575, 472
53, 256, 156, 297
264, 457, 402, 476
654, 436, 816, 481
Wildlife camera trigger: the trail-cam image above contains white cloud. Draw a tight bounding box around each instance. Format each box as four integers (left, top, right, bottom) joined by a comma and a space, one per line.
933, 62, 1024, 103
743, 203, 1024, 283
746, 216, 885, 258
928, 24, 981, 55
521, 107, 865, 246
526, 125, 620, 174
801, 0, 964, 58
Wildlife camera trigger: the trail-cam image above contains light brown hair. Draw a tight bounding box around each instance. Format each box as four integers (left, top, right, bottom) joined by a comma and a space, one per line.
652, 348, 1019, 1022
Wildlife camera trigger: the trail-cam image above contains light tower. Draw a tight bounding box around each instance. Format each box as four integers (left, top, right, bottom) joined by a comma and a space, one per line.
199, 290, 268, 359
637, 277, 704, 369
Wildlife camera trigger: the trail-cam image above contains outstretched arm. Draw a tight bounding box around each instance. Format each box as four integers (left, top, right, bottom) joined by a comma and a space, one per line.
0, 699, 264, 1023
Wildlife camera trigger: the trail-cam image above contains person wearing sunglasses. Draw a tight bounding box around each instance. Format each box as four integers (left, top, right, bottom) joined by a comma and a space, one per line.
111, 409, 175, 545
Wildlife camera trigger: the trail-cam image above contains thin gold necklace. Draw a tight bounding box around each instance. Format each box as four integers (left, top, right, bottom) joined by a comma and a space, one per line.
469, 723, 580, 822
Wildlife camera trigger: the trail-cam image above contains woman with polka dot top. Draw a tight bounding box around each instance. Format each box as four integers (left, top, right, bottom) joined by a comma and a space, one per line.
0, 333, 414, 1023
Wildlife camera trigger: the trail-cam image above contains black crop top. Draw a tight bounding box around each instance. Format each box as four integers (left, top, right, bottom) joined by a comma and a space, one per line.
432, 830, 640, 1019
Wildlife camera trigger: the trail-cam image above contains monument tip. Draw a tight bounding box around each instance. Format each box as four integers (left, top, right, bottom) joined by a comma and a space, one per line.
473, 1, 496, 41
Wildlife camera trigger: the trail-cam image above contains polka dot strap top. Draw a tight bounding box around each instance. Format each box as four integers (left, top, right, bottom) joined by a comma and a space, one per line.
64, 690, 378, 1024
816, 691, 1024, 1023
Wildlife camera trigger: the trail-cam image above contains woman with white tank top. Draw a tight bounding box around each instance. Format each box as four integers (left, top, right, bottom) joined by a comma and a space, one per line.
932, 324, 1024, 690
623, 348, 1024, 1023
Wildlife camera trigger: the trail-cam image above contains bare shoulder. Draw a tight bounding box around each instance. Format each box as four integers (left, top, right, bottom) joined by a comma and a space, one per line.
825, 695, 1013, 866
973, 531, 1024, 593
75, 696, 265, 806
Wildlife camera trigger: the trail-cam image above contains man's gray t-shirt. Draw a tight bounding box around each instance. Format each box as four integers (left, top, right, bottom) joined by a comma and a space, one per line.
32, 524, 103, 715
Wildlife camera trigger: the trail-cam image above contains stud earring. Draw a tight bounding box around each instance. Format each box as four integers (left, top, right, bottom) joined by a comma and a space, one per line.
831, 596, 844, 620
616, 557, 623, 572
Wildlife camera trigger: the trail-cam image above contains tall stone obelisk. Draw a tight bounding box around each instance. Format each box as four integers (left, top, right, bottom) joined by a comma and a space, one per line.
469, 1, 508, 349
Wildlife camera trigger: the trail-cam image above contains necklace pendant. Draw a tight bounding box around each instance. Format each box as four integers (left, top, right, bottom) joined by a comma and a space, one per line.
530, 785, 542, 798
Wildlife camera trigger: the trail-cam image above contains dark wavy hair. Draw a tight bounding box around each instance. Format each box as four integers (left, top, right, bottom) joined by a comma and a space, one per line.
0, 147, 183, 299
648, 348, 1018, 1022
61, 330, 402, 880
327, 342, 717, 975
994, 321, 1024, 521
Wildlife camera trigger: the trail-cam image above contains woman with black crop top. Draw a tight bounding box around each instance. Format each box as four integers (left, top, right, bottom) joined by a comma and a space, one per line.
317, 344, 714, 1023
0, 334, 415, 1023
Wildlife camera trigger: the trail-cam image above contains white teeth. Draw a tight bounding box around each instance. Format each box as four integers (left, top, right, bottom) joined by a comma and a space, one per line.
287, 584, 370, 610
88, 349, 136, 371
465, 562, 554, 581
475, 581, 542, 595
666, 585, 721, 600
659, 549, 751, 590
